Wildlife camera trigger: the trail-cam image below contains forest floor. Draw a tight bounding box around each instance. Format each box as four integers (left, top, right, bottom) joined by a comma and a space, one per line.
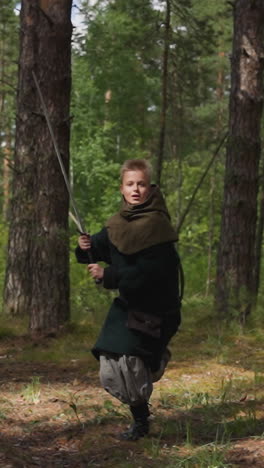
0, 309, 263, 468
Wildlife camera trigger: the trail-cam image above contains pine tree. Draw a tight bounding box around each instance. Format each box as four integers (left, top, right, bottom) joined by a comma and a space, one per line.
4, 0, 72, 335
215, 0, 264, 322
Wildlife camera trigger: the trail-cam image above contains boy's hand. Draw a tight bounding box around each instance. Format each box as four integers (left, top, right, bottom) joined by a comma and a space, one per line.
88, 264, 104, 280
78, 234, 91, 250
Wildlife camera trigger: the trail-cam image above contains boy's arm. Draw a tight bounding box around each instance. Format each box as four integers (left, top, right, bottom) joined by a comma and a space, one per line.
75, 228, 119, 289
75, 244, 91, 264
75, 227, 111, 264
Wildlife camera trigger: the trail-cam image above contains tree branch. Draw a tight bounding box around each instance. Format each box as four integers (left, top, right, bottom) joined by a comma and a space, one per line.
176, 131, 229, 236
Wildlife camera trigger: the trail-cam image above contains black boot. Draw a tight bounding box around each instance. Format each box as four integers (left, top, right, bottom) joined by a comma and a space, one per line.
118, 402, 150, 441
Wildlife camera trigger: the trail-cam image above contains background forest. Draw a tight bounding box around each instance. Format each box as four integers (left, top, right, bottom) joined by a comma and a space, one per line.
1, 0, 263, 323
70, 0, 231, 300
0, 2, 264, 467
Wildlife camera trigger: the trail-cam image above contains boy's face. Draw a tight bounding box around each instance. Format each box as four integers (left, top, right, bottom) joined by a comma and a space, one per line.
120, 170, 150, 205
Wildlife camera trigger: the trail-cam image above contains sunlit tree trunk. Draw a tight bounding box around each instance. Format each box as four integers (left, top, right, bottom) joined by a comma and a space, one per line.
4, 0, 73, 336
215, 0, 264, 322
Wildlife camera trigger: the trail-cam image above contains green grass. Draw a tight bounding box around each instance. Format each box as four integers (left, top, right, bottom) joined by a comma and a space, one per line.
21, 376, 41, 404
0, 318, 100, 369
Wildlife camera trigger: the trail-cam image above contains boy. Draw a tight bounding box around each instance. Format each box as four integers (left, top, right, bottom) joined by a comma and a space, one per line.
76, 159, 182, 441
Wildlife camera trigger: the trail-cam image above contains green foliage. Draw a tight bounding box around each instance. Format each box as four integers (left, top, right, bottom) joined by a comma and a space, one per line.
70, 125, 121, 231
96, 1, 158, 135
0, 221, 8, 311
70, 238, 114, 326
72, 0, 161, 160
70, 0, 233, 312
0, 1, 18, 212
0, 1, 18, 129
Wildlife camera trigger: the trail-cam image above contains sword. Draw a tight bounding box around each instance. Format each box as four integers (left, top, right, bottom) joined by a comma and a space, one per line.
32, 71, 85, 235
32, 71, 101, 283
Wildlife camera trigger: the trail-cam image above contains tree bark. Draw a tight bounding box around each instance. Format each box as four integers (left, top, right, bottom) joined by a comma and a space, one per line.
2, 134, 11, 219
156, 0, 170, 186
215, 0, 264, 322
4, 0, 72, 335
205, 172, 215, 297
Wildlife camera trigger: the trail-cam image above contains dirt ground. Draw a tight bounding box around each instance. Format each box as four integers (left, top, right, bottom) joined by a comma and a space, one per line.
0, 336, 263, 468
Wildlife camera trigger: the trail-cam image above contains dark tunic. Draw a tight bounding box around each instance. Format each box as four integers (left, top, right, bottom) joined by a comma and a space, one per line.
75, 227, 182, 372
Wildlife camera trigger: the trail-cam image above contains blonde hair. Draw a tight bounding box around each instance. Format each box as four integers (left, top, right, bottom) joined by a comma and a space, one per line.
120, 159, 152, 183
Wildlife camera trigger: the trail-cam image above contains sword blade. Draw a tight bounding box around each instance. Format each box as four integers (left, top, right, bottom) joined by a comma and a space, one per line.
32, 71, 86, 234
69, 211, 83, 234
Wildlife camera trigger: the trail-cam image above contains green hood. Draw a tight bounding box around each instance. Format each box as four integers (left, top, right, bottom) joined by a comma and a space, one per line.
106, 185, 177, 255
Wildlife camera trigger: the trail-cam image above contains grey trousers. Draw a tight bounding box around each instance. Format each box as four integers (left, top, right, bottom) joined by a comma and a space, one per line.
99, 349, 171, 406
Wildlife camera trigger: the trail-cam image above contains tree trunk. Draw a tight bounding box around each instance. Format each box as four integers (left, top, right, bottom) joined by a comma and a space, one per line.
215, 0, 264, 322
156, 0, 170, 186
205, 172, 215, 297
2, 134, 11, 219
4, 0, 72, 336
